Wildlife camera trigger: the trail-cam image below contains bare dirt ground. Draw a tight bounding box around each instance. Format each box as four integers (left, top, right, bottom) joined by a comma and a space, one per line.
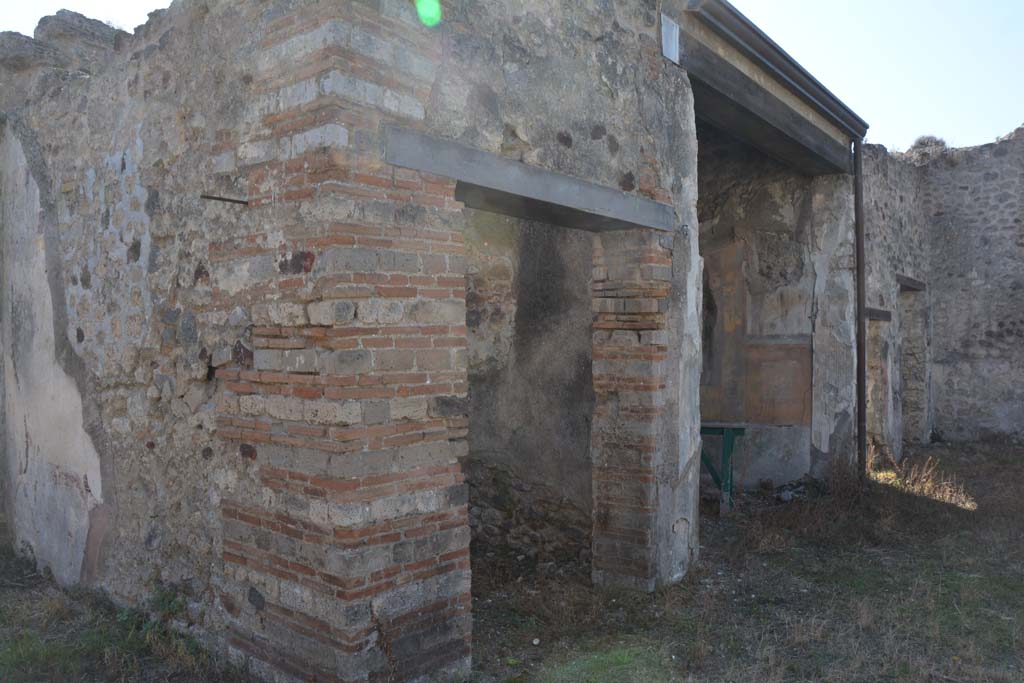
1, 442, 1021, 682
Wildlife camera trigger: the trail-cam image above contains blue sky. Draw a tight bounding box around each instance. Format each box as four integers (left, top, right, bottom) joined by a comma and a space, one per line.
2, 1, 1022, 150
729, 0, 1024, 149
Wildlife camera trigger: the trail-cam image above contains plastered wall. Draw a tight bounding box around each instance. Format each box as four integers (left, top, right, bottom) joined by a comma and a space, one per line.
0, 120, 109, 586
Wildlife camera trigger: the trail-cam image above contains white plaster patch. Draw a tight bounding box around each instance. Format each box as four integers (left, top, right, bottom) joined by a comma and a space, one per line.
1, 129, 104, 585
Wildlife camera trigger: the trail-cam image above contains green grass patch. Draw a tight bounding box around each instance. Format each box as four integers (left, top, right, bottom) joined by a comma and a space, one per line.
0, 618, 151, 680
0, 573, 240, 683
914, 569, 1024, 658
538, 644, 678, 683
780, 550, 894, 596
0, 633, 83, 679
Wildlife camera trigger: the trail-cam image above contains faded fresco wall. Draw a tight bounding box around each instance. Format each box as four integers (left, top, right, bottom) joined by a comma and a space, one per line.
464, 212, 594, 564
697, 125, 855, 488
919, 129, 1024, 442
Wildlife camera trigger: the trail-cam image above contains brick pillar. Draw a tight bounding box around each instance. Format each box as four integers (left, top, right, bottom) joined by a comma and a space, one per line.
212, 4, 472, 681
590, 229, 695, 591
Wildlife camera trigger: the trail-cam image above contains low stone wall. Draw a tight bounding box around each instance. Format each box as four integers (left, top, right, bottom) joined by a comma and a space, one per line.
465, 460, 591, 564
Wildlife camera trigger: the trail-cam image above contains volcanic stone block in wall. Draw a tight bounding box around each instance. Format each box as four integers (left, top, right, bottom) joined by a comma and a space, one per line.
1, 0, 706, 680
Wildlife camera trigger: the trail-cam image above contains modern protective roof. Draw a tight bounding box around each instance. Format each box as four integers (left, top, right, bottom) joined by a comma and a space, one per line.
685, 0, 870, 140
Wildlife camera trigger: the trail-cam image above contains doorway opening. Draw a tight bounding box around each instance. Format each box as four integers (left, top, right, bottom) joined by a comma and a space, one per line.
464, 210, 595, 582
898, 284, 932, 446
867, 316, 896, 461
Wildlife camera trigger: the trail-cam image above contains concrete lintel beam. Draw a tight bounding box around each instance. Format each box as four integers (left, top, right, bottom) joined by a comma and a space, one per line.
383, 126, 678, 233
866, 307, 892, 322
896, 274, 927, 292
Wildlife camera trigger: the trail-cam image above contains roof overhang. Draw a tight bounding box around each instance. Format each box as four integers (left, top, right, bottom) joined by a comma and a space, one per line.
664, 0, 870, 175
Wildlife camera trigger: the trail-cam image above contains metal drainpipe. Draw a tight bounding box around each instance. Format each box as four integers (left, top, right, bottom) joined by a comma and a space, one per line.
854, 139, 867, 483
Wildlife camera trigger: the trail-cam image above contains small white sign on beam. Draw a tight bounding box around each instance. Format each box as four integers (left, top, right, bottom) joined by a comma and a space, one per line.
661, 14, 680, 64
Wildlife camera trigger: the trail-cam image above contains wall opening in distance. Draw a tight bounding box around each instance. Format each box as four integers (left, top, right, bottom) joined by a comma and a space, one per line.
899, 288, 932, 446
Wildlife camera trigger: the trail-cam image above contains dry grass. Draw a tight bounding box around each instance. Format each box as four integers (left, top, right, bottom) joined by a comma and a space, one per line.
472, 442, 1024, 682
0, 549, 244, 682
871, 449, 977, 510
1, 443, 1020, 682
732, 442, 984, 558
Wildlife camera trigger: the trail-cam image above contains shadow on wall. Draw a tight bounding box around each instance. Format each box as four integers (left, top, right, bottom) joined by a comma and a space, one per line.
464, 210, 595, 564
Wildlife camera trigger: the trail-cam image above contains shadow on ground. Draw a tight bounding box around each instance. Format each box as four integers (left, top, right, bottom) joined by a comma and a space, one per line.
471, 442, 1024, 682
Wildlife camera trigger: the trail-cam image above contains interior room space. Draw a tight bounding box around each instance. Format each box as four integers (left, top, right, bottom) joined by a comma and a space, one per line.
696, 122, 818, 497
463, 209, 596, 573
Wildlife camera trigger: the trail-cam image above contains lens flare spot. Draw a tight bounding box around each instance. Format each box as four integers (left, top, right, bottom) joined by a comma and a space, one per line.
415, 0, 443, 27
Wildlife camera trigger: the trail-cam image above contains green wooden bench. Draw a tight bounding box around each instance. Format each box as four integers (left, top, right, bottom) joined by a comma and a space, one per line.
700, 423, 746, 513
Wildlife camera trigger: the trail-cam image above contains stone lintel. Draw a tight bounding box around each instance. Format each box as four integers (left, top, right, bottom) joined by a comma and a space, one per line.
896, 274, 927, 292
866, 307, 892, 322
383, 126, 678, 233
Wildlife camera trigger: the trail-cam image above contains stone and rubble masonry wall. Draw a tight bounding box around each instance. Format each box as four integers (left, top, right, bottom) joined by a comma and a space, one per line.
919, 129, 1024, 442
864, 129, 1024, 450
1, 3, 472, 680
1, 1, 704, 681
0, 11, 127, 114
435, 0, 704, 594
863, 146, 932, 457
